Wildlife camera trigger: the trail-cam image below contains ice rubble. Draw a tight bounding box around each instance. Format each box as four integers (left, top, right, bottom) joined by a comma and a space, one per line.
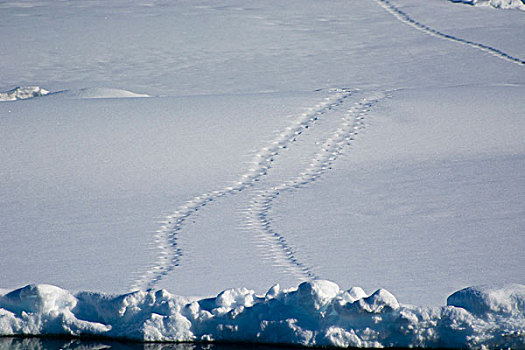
0, 86, 49, 101
0, 280, 523, 348
450, 0, 525, 10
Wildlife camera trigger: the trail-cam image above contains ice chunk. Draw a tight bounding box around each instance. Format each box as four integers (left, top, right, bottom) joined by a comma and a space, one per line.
265, 284, 281, 300
350, 288, 399, 314
0, 86, 49, 101
1, 284, 76, 315
285, 280, 340, 311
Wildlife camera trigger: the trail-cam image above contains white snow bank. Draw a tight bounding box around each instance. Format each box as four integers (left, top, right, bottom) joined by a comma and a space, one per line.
0, 87, 149, 101
1, 280, 524, 348
450, 0, 525, 10
447, 283, 525, 316
0, 86, 49, 101
55, 88, 150, 99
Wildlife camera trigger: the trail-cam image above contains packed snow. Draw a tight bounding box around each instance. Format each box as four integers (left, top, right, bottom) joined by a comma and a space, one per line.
1, 0, 524, 348
0, 281, 524, 348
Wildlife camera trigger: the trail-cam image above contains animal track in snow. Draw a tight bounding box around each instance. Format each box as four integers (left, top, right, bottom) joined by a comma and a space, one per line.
374, 0, 525, 66
244, 91, 388, 281
131, 89, 354, 290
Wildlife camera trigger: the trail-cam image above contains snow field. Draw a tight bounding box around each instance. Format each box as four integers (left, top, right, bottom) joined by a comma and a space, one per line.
0, 91, 321, 293
270, 85, 525, 306
1, 0, 524, 347
376, 0, 525, 65
132, 89, 359, 291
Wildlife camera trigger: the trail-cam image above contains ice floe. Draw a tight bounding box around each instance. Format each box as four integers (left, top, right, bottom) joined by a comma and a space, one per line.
0, 280, 523, 348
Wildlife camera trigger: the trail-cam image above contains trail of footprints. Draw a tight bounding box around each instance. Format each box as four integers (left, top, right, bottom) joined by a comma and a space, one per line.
132, 88, 371, 290
236, 0, 524, 282
132, 0, 522, 291
244, 92, 386, 280
374, 0, 525, 66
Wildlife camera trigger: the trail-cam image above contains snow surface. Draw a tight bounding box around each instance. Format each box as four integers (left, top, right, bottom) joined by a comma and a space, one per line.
270, 85, 525, 306
1, 0, 524, 347
0, 281, 524, 348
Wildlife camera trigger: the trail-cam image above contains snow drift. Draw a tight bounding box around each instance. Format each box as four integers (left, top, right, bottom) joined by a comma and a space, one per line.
1, 281, 524, 348
55, 87, 150, 99
0, 87, 149, 101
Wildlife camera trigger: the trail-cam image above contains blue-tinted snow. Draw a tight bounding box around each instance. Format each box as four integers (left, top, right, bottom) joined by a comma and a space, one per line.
1, 281, 524, 348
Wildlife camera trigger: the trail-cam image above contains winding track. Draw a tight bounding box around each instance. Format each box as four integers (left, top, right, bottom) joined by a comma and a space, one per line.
374, 0, 525, 66
131, 89, 354, 290
240, 0, 523, 286
244, 92, 388, 281
132, 0, 523, 291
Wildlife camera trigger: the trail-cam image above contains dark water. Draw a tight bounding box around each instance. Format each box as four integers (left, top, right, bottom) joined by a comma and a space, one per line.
0, 337, 304, 350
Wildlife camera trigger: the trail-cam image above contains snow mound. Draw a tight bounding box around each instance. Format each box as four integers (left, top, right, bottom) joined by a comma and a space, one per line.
0, 86, 49, 101
0, 87, 150, 101
57, 87, 150, 99
1, 281, 524, 348
450, 0, 525, 10
447, 283, 525, 316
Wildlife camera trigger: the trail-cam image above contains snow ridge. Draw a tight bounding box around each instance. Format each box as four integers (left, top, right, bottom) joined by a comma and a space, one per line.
1, 281, 524, 348
132, 90, 355, 291
56, 87, 150, 99
374, 0, 525, 66
0, 86, 150, 101
245, 92, 387, 282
